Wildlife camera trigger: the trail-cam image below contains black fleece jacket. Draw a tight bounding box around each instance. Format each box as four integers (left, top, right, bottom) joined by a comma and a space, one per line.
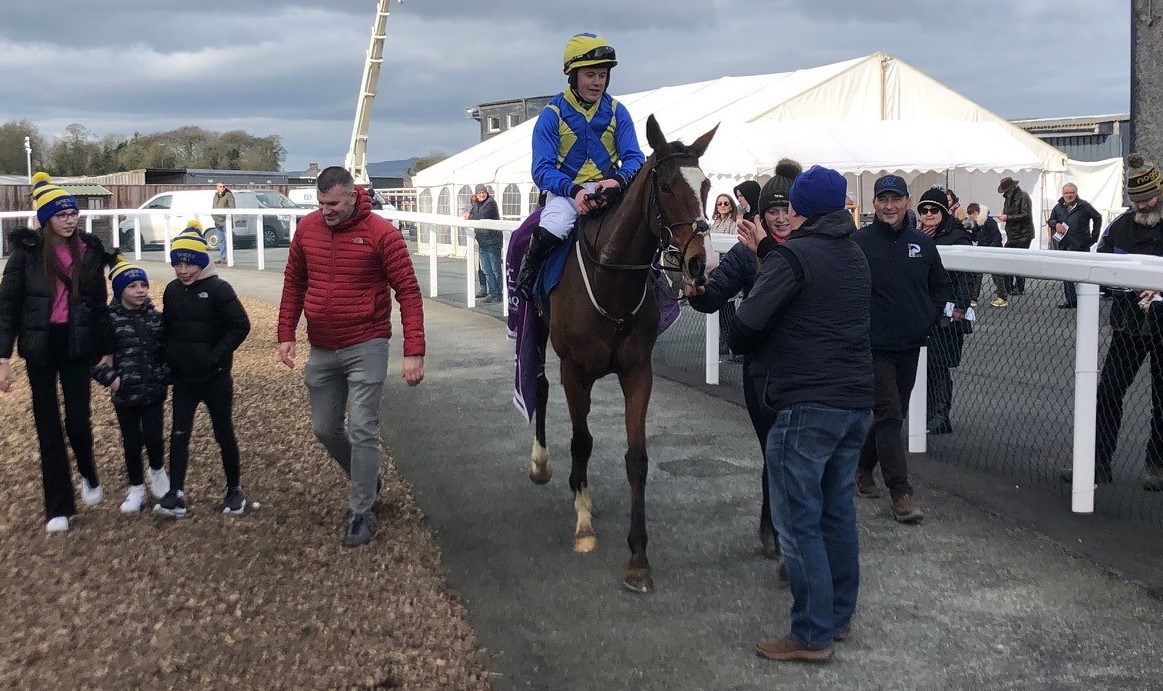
853, 217, 951, 352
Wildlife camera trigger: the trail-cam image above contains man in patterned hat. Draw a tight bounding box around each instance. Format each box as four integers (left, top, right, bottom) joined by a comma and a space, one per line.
1063, 153, 1163, 491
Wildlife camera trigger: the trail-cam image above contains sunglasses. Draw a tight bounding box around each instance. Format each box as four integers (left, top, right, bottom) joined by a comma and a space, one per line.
716, 201, 732, 206
918, 206, 943, 215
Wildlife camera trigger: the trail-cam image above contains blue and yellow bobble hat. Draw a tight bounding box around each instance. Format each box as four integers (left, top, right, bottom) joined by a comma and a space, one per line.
31, 172, 79, 227
170, 220, 210, 269
109, 258, 149, 300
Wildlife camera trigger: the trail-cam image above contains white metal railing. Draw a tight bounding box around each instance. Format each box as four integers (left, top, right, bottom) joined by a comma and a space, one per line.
8, 208, 1162, 515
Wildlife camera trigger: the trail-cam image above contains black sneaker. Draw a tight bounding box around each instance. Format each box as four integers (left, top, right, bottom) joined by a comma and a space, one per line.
154, 490, 187, 518
222, 486, 246, 515
343, 512, 375, 548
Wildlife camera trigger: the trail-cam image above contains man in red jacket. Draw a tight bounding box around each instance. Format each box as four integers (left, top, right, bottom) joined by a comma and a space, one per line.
277, 166, 426, 547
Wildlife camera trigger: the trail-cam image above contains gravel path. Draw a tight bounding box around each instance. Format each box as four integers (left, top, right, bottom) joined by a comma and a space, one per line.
0, 292, 492, 690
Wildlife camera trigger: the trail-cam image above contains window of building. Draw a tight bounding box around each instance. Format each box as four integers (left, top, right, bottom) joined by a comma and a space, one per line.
502, 184, 522, 219
527, 186, 540, 214
87, 198, 104, 210
487, 116, 501, 133
457, 185, 472, 215
507, 113, 521, 129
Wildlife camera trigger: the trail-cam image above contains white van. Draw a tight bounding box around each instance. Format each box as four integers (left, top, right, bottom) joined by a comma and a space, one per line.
118, 190, 296, 250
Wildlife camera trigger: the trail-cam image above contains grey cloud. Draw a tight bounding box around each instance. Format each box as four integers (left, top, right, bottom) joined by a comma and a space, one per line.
0, 1, 1131, 173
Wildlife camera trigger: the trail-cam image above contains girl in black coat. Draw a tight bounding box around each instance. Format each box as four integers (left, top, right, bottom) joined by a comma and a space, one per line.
92, 260, 172, 513
0, 173, 116, 533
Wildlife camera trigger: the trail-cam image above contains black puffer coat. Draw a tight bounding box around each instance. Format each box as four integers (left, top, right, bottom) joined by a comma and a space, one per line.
926, 216, 975, 368
92, 298, 170, 407
0, 227, 115, 364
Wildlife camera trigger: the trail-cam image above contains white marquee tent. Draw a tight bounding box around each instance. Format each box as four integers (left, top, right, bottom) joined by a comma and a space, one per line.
413, 52, 1124, 245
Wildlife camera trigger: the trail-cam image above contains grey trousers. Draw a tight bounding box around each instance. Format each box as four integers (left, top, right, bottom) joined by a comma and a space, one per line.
304, 338, 389, 515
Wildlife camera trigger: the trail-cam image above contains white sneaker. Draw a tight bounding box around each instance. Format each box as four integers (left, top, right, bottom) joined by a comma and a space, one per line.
120, 485, 147, 513
80, 477, 103, 506
147, 467, 170, 499
45, 516, 69, 533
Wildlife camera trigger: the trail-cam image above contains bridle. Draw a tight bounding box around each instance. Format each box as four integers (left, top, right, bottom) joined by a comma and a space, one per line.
650, 151, 710, 274
573, 150, 708, 328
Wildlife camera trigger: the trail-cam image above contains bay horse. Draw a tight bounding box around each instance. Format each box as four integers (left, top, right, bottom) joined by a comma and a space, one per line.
529, 115, 717, 593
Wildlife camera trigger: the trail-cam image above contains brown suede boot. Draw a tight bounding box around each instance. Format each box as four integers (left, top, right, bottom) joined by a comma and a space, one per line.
855, 468, 880, 498
891, 494, 924, 524
755, 636, 834, 663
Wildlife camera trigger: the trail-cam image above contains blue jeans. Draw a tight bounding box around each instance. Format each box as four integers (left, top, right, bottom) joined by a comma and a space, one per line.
479, 245, 503, 298
215, 225, 228, 261
765, 403, 873, 649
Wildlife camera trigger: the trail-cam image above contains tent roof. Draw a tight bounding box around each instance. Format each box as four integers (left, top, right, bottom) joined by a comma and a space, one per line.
413, 52, 1067, 189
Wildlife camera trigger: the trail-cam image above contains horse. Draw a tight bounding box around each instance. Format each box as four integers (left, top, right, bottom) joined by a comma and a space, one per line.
528, 114, 717, 593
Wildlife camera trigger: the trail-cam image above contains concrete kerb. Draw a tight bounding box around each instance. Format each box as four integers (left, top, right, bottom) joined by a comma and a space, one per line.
85, 265, 1163, 688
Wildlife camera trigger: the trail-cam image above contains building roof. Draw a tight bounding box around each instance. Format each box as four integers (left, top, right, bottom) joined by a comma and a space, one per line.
1011, 113, 1130, 133
61, 184, 112, 196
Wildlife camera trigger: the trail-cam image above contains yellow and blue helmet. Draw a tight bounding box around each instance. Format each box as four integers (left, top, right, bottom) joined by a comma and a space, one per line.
562, 33, 617, 74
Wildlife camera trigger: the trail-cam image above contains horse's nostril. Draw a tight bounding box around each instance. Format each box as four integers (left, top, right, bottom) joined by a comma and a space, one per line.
688, 255, 706, 277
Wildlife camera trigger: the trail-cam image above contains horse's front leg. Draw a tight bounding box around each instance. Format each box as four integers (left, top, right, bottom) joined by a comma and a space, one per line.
560, 360, 597, 553
618, 365, 653, 593
529, 325, 552, 485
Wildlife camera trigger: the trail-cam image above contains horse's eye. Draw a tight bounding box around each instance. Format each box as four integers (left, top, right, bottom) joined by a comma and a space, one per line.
659, 182, 672, 194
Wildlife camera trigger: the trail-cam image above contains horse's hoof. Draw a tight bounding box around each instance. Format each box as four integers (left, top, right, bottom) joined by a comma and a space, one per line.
622, 569, 654, 594
529, 463, 552, 485
759, 525, 779, 560
573, 534, 597, 553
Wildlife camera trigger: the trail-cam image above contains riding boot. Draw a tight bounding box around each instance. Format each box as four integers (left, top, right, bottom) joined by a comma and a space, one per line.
517, 226, 565, 300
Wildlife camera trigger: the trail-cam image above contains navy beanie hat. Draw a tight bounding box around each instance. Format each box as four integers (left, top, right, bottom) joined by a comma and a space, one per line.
109, 259, 149, 300
789, 165, 848, 218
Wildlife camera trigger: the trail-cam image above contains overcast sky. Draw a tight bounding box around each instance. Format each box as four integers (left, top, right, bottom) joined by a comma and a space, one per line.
0, 1, 1130, 173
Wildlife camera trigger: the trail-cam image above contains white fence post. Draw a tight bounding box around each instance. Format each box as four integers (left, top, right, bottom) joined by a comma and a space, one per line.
255, 212, 266, 271
908, 346, 928, 453
466, 230, 477, 307
705, 312, 720, 385
428, 225, 438, 297
1071, 282, 1101, 513
501, 231, 510, 318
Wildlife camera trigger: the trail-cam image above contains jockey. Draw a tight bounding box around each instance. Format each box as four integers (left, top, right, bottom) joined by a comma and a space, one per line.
517, 32, 647, 299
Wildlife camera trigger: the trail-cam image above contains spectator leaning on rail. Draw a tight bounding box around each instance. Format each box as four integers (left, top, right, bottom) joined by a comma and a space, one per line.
916, 187, 975, 436
688, 159, 803, 563
465, 184, 504, 303
729, 165, 873, 663
516, 32, 645, 300
1061, 153, 1163, 491
1046, 183, 1103, 309
853, 175, 952, 524
211, 182, 235, 265
277, 166, 426, 548
996, 176, 1035, 299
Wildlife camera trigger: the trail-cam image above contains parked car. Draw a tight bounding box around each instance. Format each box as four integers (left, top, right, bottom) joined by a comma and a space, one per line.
118, 189, 296, 249
288, 186, 395, 212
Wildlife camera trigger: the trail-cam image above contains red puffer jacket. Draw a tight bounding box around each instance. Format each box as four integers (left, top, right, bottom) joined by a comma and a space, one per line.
278, 187, 425, 355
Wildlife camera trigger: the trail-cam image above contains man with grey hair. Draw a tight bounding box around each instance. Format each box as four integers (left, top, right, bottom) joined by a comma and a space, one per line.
1062, 154, 1163, 491
1046, 182, 1103, 308
277, 166, 427, 547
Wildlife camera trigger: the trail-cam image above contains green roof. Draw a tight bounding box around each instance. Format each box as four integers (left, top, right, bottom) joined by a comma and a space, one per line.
61, 184, 111, 196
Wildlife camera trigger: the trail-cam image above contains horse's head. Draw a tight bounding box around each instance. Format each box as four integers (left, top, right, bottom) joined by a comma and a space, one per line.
644, 114, 717, 289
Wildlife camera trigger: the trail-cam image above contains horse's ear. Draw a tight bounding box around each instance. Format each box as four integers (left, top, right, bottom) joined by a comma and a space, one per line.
646, 114, 667, 154
691, 123, 718, 159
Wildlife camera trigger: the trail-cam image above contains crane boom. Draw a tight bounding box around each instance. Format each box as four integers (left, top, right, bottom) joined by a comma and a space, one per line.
345, 0, 402, 187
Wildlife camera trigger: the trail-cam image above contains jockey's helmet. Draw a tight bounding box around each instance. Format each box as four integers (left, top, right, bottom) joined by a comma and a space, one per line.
563, 33, 617, 74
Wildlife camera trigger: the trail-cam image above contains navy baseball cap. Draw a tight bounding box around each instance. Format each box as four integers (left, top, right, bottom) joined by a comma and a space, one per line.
874, 175, 909, 198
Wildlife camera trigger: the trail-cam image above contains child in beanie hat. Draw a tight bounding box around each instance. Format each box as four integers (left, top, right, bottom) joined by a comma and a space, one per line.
109, 258, 149, 301
30, 172, 79, 227
170, 220, 210, 269
93, 258, 171, 513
